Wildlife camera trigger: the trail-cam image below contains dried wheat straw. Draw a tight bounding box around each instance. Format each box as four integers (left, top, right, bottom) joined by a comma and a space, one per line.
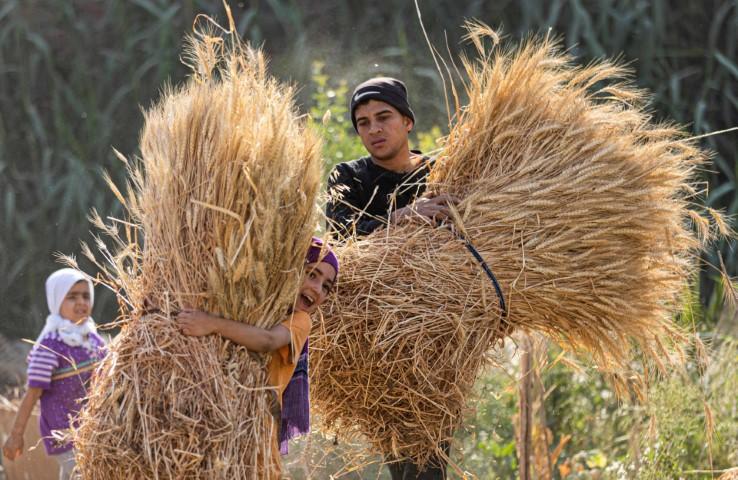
312, 25, 721, 469
72, 18, 321, 479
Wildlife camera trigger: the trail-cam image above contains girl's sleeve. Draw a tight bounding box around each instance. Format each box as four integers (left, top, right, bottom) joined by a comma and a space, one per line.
279, 311, 312, 364
26, 343, 59, 390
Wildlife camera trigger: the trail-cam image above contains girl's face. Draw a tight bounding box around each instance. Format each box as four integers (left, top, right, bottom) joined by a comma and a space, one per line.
295, 261, 337, 315
59, 280, 92, 324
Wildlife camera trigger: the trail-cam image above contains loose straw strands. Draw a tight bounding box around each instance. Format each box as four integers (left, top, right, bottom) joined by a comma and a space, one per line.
132, 32, 321, 323
312, 232, 507, 469
430, 25, 707, 374
73, 19, 322, 479
312, 25, 720, 469
75, 314, 277, 479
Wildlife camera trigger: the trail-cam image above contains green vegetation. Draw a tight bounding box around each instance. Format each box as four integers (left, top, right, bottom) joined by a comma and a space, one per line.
1, 1, 737, 478
2, 0, 736, 337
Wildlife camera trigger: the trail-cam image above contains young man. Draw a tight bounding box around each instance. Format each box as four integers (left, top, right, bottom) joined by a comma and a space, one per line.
326, 77, 452, 479
326, 77, 454, 238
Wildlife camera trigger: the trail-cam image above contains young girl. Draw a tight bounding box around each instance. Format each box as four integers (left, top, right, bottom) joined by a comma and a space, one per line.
2, 268, 107, 480
175, 237, 338, 455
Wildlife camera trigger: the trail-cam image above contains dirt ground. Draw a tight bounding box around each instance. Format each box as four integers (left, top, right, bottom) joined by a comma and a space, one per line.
0, 398, 59, 480
0, 334, 59, 480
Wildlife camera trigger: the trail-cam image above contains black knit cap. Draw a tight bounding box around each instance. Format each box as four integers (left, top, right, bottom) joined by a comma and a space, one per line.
349, 77, 415, 132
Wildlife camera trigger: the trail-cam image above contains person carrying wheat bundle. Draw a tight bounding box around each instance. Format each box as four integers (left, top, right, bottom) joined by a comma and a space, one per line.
71, 15, 325, 479
313, 24, 726, 476
176, 237, 338, 457
326, 76, 456, 479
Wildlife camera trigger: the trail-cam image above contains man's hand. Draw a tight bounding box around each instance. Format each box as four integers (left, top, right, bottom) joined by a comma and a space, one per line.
3, 432, 23, 461
176, 309, 221, 337
391, 193, 458, 224
139, 295, 161, 315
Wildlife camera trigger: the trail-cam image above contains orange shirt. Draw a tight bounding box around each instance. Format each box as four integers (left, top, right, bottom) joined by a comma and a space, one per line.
267, 310, 311, 406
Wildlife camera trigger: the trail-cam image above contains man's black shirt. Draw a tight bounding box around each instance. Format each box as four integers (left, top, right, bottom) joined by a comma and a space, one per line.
326, 152, 432, 238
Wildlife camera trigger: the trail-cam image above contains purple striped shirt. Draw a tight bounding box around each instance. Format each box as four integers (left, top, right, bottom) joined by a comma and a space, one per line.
26, 333, 106, 455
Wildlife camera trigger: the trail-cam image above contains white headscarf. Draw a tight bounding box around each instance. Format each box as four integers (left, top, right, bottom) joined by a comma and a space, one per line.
34, 268, 99, 353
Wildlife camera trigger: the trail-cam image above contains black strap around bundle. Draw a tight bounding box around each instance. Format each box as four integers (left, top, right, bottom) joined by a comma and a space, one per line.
457, 233, 508, 318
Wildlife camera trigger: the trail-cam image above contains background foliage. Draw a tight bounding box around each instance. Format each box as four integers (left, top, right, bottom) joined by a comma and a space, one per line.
1, 1, 737, 478
1, 0, 736, 338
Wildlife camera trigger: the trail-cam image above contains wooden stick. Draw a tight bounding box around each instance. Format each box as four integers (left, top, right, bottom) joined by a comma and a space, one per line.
518, 336, 532, 480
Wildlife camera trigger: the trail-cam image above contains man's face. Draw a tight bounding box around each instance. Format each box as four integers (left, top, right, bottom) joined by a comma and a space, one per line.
354, 99, 413, 162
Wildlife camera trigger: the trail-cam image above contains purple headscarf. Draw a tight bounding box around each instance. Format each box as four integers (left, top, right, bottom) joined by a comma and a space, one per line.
305, 236, 339, 276
279, 237, 338, 454
279, 339, 310, 454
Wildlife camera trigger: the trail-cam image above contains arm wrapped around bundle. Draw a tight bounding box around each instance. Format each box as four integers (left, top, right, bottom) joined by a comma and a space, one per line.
72, 18, 322, 480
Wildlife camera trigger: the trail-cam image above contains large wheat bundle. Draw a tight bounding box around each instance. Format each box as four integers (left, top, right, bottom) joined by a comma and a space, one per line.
72, 21, 321, 479
312, 26, 721, 469
719, 468, 738, 480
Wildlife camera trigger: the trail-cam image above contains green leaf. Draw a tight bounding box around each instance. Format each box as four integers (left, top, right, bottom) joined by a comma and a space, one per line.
715, 51, 738, 80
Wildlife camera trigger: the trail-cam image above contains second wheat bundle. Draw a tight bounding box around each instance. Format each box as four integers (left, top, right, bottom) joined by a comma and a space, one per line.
72, 25, 321, 479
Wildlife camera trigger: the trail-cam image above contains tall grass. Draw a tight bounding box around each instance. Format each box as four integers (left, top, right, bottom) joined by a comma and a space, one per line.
1, 2, 734, 478
0, 1, 190, 337
1, 0, 736, 335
